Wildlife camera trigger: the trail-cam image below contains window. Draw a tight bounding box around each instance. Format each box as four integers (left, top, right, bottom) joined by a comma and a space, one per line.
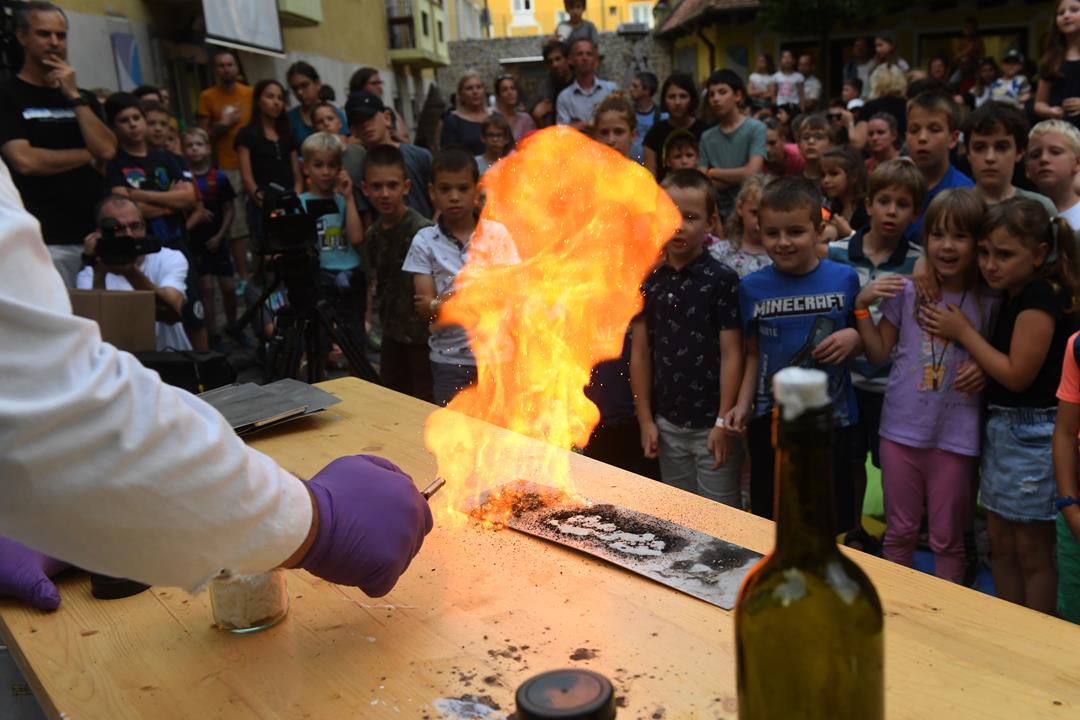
630, 3, 654, 28
511, 0, 537, 27
422, 10, 429, 36
437, 19, 444, 42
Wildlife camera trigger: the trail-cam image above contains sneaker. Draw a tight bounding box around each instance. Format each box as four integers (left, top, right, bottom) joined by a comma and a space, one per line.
236, 279, 248, 297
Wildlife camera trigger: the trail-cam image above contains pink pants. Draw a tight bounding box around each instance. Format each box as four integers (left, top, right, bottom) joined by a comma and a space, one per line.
879, 438, 976, 584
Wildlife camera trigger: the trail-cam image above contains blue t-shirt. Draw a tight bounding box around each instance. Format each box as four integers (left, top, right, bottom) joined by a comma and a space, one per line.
739, 259, 861, 426
631, 106, 664, 164
907, 165, 974, 241
300, 192, 360, 272
287, 105, 348, 145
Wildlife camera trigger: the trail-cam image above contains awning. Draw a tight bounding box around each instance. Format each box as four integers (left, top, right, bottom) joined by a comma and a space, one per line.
656, 0, 760, 37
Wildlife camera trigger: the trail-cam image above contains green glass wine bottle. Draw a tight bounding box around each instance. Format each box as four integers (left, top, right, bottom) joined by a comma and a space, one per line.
735, 368, 884, 720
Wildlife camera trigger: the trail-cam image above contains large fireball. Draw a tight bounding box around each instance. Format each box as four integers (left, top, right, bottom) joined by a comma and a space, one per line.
424, 126, 680, 525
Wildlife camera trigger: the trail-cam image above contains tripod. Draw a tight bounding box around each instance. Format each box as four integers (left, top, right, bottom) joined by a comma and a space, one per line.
234, 255, 379, 385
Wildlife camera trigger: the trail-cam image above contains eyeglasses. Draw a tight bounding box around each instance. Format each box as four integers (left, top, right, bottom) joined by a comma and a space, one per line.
108, 221, 146, 234
800, 132, 829, 142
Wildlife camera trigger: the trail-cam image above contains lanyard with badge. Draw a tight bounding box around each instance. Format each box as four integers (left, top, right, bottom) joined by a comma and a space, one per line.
921, 289, 967, 391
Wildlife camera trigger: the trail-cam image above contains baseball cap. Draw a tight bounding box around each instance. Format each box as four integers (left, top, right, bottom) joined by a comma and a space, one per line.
345, 91, 386, 118
1002, 49, 1024, 64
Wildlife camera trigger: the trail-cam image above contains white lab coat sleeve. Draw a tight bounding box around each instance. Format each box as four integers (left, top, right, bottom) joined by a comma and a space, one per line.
0, 162, 312, 592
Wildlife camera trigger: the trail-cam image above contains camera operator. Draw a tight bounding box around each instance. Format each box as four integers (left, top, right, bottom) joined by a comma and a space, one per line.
0, 1, 116, 287
76, 194, 192, 351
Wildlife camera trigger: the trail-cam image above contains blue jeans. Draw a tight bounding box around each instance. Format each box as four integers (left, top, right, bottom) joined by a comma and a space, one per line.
981, 406, 1057, 522
431, 361, 477, 406
656, 416, 743, 507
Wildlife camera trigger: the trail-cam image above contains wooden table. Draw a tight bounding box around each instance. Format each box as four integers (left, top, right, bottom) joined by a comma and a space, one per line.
2, 378, 1079, 719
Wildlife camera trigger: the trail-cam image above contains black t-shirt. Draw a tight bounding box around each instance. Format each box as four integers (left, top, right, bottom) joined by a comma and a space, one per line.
643, 119, 709, 175
987, 278, 1080, 408
0, 76, 107, 244
440, 113, 485, 156
105, 147, 190, 249
1049, 60, 1080, 132
530, 74, 573, 127
861, 96, 908, 137
234, 126, 296, 191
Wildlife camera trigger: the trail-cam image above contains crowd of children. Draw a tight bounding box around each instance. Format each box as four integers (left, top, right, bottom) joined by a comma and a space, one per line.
65, 1, 1080, 624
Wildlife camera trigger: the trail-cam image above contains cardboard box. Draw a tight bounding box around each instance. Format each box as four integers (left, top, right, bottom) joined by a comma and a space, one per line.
69, 289, 156, 353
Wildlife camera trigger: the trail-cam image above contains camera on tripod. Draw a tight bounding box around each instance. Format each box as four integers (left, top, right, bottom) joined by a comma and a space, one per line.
96, 218, 161, 266
262, 184, 336, 256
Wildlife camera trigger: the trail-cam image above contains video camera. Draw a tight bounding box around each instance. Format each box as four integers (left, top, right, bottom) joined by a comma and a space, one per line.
262, 184, 335, 255
96, 218, 161, 266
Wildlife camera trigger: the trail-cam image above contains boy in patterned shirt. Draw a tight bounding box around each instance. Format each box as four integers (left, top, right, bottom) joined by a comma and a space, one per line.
630, 169, 743, 506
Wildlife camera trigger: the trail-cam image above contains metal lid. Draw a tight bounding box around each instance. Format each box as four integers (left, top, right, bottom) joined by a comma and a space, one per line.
515, 668, 616, 720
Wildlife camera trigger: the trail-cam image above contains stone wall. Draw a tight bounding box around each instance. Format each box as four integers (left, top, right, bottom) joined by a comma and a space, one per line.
435, 32, 672, 107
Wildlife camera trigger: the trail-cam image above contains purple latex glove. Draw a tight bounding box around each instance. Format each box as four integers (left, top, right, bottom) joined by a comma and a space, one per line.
0, 537, 70, 610
300, 455, 433, 597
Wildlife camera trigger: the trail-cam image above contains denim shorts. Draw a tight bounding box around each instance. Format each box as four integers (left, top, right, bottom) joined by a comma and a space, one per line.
981, 406, 1057, 522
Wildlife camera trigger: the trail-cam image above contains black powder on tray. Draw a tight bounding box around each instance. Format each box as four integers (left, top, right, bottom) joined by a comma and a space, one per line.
528, 504, 691, 558
510, 491, 550, 516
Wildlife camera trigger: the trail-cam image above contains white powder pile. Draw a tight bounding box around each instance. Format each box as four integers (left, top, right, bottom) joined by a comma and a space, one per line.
210, 569, 289, 630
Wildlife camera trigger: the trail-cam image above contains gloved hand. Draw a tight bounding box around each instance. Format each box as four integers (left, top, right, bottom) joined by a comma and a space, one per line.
300, 455, 433, 597
0, 537, 70, 611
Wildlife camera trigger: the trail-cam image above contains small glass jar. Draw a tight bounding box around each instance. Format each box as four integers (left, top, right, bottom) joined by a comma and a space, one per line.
209, 569, 289, 633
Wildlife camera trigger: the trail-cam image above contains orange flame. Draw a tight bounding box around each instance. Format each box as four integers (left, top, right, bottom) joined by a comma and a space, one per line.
424, 126, 680, 525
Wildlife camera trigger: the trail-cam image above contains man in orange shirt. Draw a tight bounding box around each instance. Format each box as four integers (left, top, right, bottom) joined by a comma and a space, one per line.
197, 48, 253, 288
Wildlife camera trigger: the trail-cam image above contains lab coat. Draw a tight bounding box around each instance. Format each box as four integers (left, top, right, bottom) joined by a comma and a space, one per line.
0, 161, 311, 591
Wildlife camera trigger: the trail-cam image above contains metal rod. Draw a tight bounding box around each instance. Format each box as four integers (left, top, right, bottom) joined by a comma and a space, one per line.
421, 477, 446, 500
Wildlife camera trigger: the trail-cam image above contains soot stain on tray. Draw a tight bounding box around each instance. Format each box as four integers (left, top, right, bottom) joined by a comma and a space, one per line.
661, 541, 760, 584
527, 504, 690, 558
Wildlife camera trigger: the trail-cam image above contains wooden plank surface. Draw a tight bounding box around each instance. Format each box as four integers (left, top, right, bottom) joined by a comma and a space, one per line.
2, 377, 1079, 719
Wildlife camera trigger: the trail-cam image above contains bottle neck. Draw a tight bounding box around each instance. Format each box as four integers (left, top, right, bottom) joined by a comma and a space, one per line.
772, 405, 839, 560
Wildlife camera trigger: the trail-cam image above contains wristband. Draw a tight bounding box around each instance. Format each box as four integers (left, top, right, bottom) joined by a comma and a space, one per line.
854, 308, 871, 319
429, 298, 439, 315
1056, 496, 1079, 511
715, 416, 726, 428
67, 94, 89, 108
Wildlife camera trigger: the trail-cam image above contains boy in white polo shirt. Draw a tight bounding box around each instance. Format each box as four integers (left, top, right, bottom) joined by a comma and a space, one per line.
402, 148, 519, 405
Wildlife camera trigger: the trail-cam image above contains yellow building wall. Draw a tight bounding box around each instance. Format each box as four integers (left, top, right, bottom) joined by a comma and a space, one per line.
448, 0, 487, 40
488, 0, 657, 39
281, 1, 390, 66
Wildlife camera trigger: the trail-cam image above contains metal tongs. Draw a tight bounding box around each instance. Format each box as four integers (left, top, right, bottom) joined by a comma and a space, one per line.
421, 477, 446, 501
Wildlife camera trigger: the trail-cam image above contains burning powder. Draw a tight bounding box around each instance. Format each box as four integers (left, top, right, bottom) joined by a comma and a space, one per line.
423, 127, 680, 526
